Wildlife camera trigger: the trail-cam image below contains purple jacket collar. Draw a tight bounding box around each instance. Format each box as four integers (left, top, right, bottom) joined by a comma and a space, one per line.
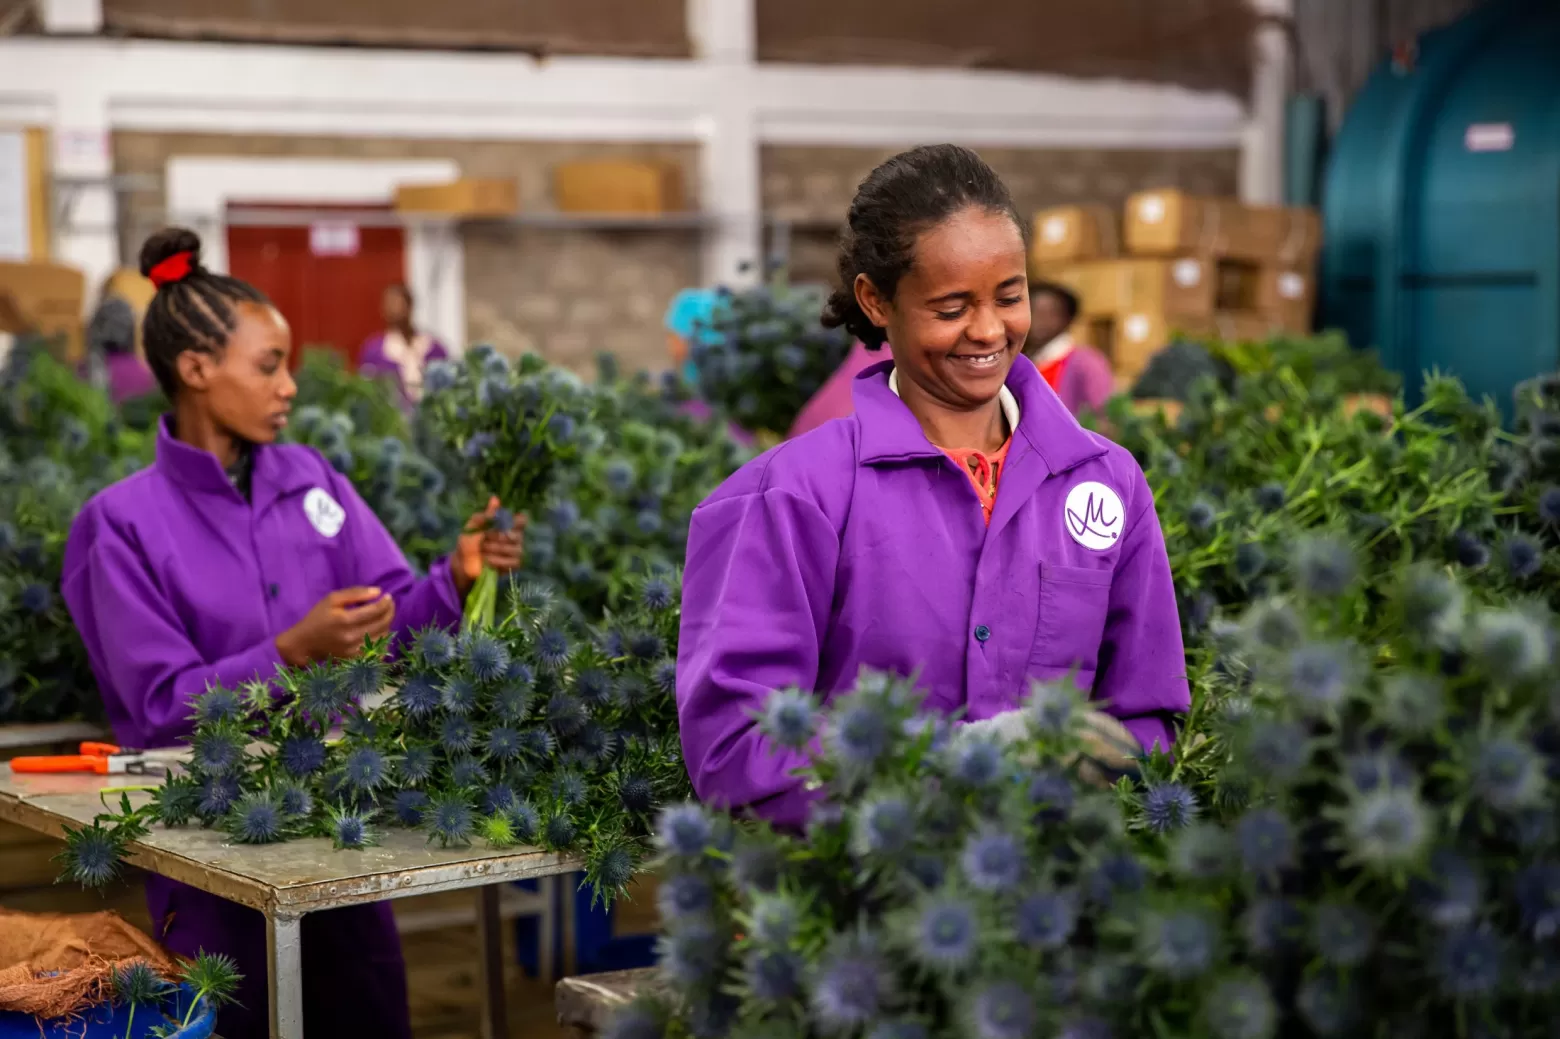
850, 353, 1107, 478
155, 416, 313, 510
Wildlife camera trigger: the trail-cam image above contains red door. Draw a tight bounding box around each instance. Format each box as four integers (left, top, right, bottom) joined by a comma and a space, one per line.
225, 202, 406, 370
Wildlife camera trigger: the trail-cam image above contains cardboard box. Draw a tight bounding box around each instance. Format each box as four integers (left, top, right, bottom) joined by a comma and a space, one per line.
394, 178, 519, 218
1045, 257, 1259, 321
1256, 266, 1316, 332
0, 260, 86, 361
1087, 307, 1285, 381
553, 160, 684, 215
1124, 189, 1321, 263
1029, 204, 1118, 266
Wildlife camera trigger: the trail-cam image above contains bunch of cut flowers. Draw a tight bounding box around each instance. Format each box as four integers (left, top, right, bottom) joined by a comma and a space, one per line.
613, 548, 1560, 1039
57, 573, 690, 903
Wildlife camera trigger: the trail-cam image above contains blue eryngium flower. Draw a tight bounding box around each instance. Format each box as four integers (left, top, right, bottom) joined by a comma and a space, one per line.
1450, 529, 1491, 568
61, 823, 124, 887
1203, 972, 1277, 1039
1292, 534, 1358, 598
396, 745, 435, 786
227, 793, 284, 844
485, 726, 522, 762
1285, 641, 1355, 710
1235, 807, 1295, 876
192, 686, 244, 725
960, 829, 1024, 892
439, 715, 476, 755
1538, 486, 1560, 525
545, 692, 588, 736
1026, 681, 1076, 735
1026, 769, 1075, 823
968, 980, 1036, 1039
748, 893, 799, 945
276, 783, 312, 818
1296, 973, 1357, 1037
198, 776, 241, 818
744, 948, 804, 1002
192, 729, 245, 776
650, 661, 677, 697
1241, 897, 1303, 956
828, 697, 892, 770
1434, 929, 1504, 999
416, 628, 457, 668
656, 803, 713, 858
1472, 735, 1546, 811
807, 943, 890, 1033
1185, 498, 1216, 534
655, 872, 714, 924
642, 578, 674, 611
465, 634, 510, 683
20, 582, 52, 614
331, 808, 374, 850
950, 738, 1004, 789
299, 669, 350, 716
1015, 891, 1076, 949
1311, 901, 1375, 967
757, 688, 818, 750
1469, 608, 1551, 682
1343, 788, 1429, 867
657, 921, 722, 986
440, 677, 480, 715
1503, 533, 1544, 581
391, 789, 430, 827
1143, 783, 1198, 833
1233, 541, 1267, 582
427, 794, 475, 847
449, 756, 488, 789
1253, 482, 1285, 512
912, 897, 979, 970
341, 657, 383, 701
396, 675, 441, 719
536, 628, 571, 670
852, 795, 915, 858
1139, 908, 1217, 980
342, 746, 388, 792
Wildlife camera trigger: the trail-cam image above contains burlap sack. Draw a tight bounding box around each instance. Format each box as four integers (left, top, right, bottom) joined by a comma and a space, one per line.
0, 908, 175, 1020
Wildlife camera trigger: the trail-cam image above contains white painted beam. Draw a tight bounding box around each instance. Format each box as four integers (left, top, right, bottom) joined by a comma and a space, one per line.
1240, 0, 1293, 204
688, 0, 760, 285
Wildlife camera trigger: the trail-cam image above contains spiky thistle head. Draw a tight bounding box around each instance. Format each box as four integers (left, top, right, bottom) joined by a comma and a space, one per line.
341, 746, 389, 793
414, 628, 458, 668
655, 802, 713, 859
439, 715, 477, 755
1142, 783, 1199, 834
395, 675, 441, 719
806, 937, 892, 1034
329, 805, 377, 849
1292, 534, 1357, 598
177, 951, 242, 1010
298, 667, 350, 718
960, 828, 1025, 893
58, 820, 128, 888
851, 794, 916, 859
1138, 907, 1218, 980
440, 676, 480, 716
390, 788, 430, 827
536, 627, 572, 671
225, 793, 285, 845
545, 811, 579, 848
396, 744, 436, 786
341, 657, 384, 702
465, 633, 511, 684
191, 727, 246, 777
426, 794, 475, 848
112, 959, 170, 1008
191, 686, 245, 726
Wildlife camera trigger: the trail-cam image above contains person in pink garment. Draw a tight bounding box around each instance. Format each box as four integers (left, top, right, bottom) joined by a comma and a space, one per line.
1024, 279, 1115, 417
785, 339, 878, 439
357, 283, 449, 406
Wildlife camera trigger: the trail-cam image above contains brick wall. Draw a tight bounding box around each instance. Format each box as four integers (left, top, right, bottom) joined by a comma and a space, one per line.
761, 144, 1242, 284
112, 133, 702, 375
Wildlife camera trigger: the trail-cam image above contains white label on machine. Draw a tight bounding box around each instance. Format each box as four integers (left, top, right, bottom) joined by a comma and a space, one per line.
1137, 195, 1167, 224
1277, 272, 1306, 300
0, 131, 28, 262
1123, 314, 1153, 343
1465, 123, 1514, 152
1172, 259, 1203, 288
1041, 215, 1068, 244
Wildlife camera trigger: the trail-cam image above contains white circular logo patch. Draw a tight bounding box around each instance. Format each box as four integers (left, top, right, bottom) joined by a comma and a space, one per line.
1172, 258, 1203, 288
1277, 271, 1306, 300
1137, 195, 1167, 224
1041, 215, 1067, 243
1064, 481, 1125, 551
303, 487, 346, 539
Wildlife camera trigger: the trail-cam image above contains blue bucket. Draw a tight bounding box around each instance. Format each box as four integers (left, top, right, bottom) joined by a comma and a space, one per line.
0, 982, 215, 1039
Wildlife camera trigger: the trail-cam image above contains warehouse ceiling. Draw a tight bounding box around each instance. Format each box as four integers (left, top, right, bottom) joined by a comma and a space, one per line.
93, 0, 1257, 95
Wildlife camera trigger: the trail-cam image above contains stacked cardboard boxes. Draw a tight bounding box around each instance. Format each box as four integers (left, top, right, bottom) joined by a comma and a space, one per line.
1030, 190, 1322, 381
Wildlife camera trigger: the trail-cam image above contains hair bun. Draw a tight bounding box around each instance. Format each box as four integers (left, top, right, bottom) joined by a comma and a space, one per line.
139, 227, 203, 280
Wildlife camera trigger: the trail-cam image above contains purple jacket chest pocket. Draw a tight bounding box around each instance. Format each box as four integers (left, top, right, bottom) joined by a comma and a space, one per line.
1029, 561, 1114, 685
268, 490, 349, 596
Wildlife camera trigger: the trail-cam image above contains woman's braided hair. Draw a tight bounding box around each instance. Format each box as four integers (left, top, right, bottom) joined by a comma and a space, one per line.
138, 227, 269, 397
820, 144, 1025, 350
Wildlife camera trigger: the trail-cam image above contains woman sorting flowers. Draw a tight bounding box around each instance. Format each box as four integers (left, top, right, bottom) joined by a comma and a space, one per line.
677, 146, 1188, 828
60, 228, 523, 1039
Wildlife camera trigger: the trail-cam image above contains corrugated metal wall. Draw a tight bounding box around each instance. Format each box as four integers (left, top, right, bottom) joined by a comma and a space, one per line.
1293, 0, 1487, 126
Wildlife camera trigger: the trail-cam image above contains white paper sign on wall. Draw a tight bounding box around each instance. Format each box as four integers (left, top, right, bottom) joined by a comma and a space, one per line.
309, 222, 360, 257
0, 131, 29, 262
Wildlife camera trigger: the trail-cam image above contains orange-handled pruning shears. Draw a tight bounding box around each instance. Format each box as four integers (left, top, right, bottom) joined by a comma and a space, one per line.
9, 741, 160, 775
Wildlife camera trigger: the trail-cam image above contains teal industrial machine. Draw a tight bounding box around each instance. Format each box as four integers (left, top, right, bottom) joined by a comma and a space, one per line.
1320, 0, 1560, 414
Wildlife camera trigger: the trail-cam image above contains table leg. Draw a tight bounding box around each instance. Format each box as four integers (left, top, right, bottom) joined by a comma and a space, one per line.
476, 885, 509, 1039
267, 912, 304, 1039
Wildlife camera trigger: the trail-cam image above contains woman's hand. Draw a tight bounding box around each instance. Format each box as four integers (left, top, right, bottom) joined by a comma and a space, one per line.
276, 587, 396, 667
453, 497, 526, 598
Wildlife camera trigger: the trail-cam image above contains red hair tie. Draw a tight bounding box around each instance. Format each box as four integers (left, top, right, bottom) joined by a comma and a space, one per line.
147, 251, 194, 288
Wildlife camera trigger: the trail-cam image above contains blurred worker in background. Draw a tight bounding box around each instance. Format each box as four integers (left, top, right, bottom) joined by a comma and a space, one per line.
358, 283, 448, 405
87, 295, 157, 404
785, 337, 877, 439
1024, 279, 1114, 417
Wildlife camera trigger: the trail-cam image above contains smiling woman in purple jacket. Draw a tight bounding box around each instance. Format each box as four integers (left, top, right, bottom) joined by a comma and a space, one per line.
677, 146, 1188, 829
61, 228, 522, 1039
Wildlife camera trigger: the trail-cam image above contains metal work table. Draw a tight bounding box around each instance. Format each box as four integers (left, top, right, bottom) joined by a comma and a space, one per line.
0, 763, 582, 1039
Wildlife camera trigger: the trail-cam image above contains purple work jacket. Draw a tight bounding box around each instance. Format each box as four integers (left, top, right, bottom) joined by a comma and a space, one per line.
1053, 343, 1117, 418
677, 354, 1188, 829
357, 331, 450, 406
61, 418, 459, 1038
104, 352, 159, 405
